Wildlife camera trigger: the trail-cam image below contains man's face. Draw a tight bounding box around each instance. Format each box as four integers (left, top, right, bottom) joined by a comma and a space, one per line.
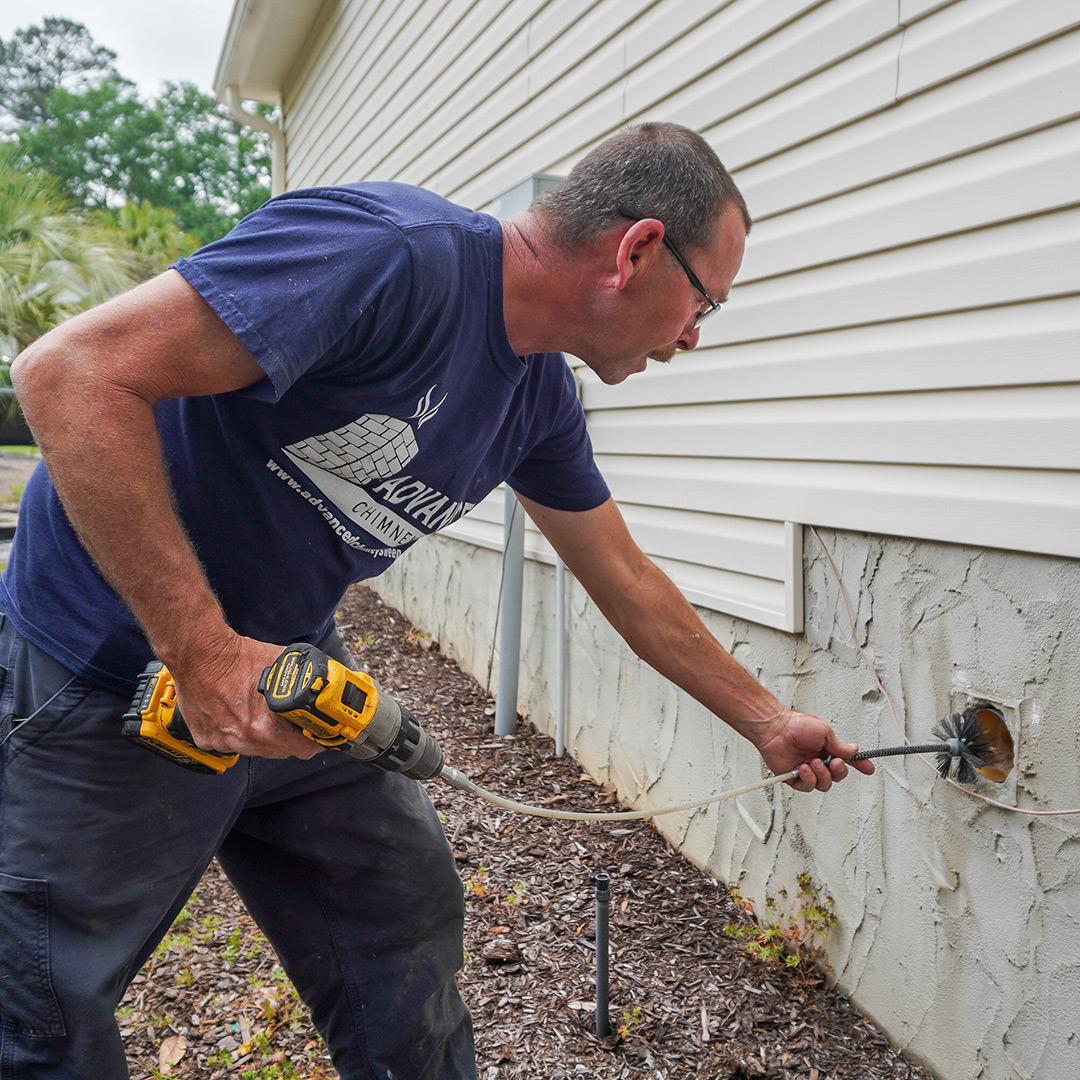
584, 204, 747, 385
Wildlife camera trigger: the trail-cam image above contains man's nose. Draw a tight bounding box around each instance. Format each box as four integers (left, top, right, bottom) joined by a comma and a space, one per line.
676, 324, 701, 351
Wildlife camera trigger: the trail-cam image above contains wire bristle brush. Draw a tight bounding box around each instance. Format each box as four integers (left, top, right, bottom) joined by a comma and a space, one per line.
931, 706, 1014, 783
828, 705, 1014, 785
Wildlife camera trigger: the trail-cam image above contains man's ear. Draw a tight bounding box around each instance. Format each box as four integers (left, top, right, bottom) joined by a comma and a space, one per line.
613, 218, 666, 291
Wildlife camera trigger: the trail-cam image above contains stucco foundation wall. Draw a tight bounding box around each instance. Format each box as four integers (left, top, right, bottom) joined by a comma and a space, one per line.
369, 526, 1080, 1080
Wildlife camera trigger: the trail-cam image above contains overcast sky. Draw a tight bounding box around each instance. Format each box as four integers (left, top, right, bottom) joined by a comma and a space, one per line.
0, 1, 235, 100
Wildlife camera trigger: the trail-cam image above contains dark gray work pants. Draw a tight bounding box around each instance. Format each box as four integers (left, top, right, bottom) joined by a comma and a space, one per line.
0, 616, 475, 1080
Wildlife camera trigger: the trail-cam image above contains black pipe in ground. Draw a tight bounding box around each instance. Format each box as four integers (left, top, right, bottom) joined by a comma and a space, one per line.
595, 872, 611, 1037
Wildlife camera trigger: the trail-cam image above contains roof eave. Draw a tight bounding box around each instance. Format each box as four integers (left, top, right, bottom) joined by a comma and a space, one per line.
213, 0, 328, 105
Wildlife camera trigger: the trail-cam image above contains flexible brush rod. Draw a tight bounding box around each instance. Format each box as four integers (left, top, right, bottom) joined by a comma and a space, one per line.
843, 742, 957, 762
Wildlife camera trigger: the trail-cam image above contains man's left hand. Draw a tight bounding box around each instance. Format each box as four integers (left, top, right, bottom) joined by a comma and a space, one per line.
753, 709, 875, 793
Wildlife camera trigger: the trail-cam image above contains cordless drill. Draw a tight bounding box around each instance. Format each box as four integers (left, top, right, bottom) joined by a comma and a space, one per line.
122, 642, 445, 780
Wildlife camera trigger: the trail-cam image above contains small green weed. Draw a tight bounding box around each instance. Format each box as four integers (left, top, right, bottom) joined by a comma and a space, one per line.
464, 866, 489, 898
503, 881, 528, 907
617, 1005, 643, 1038
222, 927, 244, 965
723, 872, 837, 976
239, 1063, 301, 1079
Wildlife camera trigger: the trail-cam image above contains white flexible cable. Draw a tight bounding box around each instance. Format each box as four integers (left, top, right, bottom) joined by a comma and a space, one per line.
439, 764, 799, 822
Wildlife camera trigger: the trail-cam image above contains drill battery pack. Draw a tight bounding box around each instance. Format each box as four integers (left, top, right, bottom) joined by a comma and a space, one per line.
122, 662, 239, 774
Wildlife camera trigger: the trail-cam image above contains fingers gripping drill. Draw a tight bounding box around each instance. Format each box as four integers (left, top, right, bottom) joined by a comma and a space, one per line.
122, 642, 445, 779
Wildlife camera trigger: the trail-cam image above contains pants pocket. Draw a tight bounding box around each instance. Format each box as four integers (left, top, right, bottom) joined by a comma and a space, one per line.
0, 873, 66, 1038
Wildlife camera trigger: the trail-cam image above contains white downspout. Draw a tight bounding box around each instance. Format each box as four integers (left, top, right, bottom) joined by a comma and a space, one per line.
555, 556, 567, 756
225, 85, 286, 197
494, 489, 524, 737
555, 367, 584, 756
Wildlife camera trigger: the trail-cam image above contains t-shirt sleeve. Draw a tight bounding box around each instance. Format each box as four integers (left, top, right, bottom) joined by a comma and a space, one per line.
507, 359, 610, 512
174, 193, 412, 401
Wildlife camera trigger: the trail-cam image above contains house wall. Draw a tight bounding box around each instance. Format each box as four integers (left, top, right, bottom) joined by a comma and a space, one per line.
282, 0, 1080, 564
276, 1, 1080, 1075
373, 525, 1080, 1080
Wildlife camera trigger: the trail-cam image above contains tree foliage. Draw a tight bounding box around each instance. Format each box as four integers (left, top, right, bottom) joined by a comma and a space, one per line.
0, 146, 137, 356
0, 16, 125, 130
92, 201, 199, 281
1, 19, 273, 246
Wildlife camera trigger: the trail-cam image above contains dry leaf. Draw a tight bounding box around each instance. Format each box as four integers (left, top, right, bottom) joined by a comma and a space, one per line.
158, 1033, 187, 1073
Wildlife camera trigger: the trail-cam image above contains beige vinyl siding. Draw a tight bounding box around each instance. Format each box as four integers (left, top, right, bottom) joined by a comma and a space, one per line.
280, 0, 1080, 626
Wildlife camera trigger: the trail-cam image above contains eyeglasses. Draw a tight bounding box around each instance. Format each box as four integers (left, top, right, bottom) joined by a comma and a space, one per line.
617, 206, 722, 327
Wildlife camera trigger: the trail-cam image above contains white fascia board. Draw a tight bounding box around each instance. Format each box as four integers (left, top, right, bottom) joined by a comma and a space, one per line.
214, 0, 328, 105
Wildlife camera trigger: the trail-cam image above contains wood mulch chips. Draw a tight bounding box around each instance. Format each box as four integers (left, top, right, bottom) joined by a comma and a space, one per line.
121, 583, 934, 1080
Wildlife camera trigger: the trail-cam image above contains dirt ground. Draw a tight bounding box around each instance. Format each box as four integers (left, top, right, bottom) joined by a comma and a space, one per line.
119, 584, 935, 1080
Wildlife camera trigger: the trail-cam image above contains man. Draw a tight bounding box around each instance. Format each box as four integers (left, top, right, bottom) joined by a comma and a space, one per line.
0, 122, 870, 1079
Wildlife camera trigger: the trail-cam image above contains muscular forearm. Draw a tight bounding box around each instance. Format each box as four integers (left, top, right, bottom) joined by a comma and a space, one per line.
10, 274, 317, 759
14, 337, 229, 667
583, 556, 870, 789
586, 557, 783, 745
519, 495, 869, 791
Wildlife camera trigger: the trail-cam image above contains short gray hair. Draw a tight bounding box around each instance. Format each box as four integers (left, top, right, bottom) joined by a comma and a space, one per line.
532, 122, 751, 252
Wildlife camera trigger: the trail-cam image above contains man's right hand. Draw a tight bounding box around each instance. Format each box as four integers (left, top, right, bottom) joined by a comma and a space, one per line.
165, 632, 323, 760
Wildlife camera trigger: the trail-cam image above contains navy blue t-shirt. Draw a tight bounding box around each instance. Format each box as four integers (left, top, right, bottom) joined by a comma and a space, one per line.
0, 183, 609, 693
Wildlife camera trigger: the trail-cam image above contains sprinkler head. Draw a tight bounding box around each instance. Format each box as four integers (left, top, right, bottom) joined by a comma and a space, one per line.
932, 706, 1014, 784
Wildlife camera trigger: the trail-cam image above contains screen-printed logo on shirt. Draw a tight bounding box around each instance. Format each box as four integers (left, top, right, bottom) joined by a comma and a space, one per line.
272, 386, 475, 552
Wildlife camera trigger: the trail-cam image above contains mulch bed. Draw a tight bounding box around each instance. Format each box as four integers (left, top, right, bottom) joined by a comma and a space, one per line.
121, 583, 933, 1080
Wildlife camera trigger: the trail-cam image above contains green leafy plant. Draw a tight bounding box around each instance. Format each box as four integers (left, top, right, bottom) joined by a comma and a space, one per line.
723, 872, 838, 975
503, 881, 528, 907
617, 1005, 643, 1038
464, 866, 489, 898
222, 927, 244, 966
404, 626, 437, 652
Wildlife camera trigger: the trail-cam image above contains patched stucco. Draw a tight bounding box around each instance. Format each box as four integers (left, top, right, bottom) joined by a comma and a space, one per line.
369, 527, 1080, 1080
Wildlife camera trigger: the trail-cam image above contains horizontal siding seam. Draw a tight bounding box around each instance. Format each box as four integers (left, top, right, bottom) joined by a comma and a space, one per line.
895, 20, 1080, 103
624, 17, 903, 158
749, 108, 1080, 224
743, 197, 1080, 285
656, 291, 1080, 351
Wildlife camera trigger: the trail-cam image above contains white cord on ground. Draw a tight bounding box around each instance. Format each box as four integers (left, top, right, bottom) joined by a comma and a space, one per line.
438, 764, 800, 822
